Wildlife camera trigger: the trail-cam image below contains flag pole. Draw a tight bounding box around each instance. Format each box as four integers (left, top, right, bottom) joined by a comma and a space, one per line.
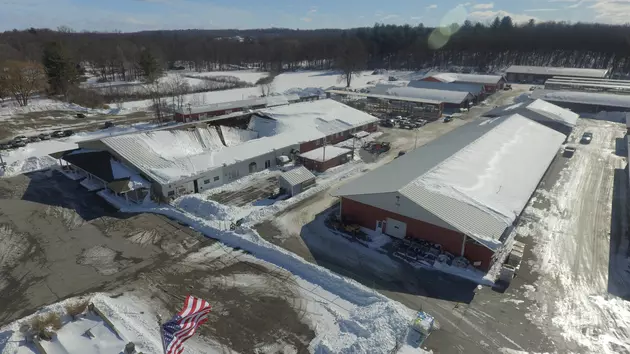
157, 314, 167, 354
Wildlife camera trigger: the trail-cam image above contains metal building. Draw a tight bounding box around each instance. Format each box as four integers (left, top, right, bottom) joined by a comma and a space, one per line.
332, 114, 565, 271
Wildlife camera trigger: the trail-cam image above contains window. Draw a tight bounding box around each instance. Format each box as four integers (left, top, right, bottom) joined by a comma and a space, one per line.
317, 138, 323, 146
265, 160, 271, 168
167, 191, 175, 197
204, 179, 210, 184
214, 176, 220, 181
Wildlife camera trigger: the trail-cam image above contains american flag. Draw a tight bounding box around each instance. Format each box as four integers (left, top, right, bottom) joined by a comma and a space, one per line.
161, 295, 212, 354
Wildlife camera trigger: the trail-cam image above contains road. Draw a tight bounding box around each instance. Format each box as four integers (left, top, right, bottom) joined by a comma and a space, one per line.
513, 118, 630, 353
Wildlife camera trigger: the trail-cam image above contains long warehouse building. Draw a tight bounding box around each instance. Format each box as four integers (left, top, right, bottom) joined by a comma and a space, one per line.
505, 65, 609, 83
332, 114, 565, 270
530, 89, 630, 112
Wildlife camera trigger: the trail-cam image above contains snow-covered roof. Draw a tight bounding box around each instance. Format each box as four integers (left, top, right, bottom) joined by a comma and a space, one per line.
174, 94, 299, 115
279, 166, 316, 187
369, 85, 472, 104
251, 99, 378, 140
407, 80, 485, 94
425, 73, 505, 85
530, 89, 630, 109
333, 114, 565, 250
506, 65, 609, 78
101, 100, 375, 185
325, 90, 442, 105
484, 99, 579, 128
299, 146, 351, 162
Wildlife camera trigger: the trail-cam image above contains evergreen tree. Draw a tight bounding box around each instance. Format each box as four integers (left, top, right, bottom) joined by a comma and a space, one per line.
137, 48, 163, 83
42, 42, 79, 99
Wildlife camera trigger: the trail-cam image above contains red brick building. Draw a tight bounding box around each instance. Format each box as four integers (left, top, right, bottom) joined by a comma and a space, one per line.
332, 114, 566, 272
299, 146, 353, 172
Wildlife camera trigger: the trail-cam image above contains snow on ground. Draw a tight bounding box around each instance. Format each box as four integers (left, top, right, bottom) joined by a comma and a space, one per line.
94, 190, 427, 354
518, 118, 630, 354
120, 70, 392, 110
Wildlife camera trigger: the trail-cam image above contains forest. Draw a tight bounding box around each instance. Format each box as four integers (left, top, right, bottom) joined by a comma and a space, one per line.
2, 17, 630, 110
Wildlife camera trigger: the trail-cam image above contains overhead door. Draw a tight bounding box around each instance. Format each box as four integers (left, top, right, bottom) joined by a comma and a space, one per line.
385, 217, 407, 239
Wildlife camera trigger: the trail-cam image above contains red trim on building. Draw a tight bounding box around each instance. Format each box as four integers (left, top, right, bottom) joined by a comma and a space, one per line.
340, 197, 494, 270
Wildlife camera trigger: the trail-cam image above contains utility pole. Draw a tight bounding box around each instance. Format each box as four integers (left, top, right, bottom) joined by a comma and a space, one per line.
414, 128, 418, 149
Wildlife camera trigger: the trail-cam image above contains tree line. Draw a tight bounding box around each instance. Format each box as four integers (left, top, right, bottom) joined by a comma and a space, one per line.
2, 17, 630, 108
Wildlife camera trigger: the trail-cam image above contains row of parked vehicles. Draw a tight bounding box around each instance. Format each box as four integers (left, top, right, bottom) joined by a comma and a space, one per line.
0, 130, 75, 150
379, 115, 428, 129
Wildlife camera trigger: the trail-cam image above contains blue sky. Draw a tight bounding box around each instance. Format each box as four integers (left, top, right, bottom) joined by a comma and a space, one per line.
0, 0, 626, 32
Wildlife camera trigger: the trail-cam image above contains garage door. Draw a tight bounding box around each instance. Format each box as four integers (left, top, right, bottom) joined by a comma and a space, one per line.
385, 218, 407, 239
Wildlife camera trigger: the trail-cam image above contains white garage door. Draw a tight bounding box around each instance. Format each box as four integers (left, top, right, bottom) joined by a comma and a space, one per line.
385, 218, 407, 239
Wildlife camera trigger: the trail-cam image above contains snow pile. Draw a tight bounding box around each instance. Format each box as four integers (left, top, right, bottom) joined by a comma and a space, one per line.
0, 155, 59, 177
173, 195, 236, 221
309, 300, 412, 353
220, 126, 258, 146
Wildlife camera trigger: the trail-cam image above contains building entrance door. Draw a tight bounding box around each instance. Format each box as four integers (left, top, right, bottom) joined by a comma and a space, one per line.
385, 218, 407, 239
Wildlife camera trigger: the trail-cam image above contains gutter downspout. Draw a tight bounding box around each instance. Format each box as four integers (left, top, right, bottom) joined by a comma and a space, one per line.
460, 235, 466, 256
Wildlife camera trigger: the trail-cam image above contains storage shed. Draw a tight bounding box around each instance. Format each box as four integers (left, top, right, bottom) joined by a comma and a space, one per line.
299, 146, 353, 172
279, 166, 316, 196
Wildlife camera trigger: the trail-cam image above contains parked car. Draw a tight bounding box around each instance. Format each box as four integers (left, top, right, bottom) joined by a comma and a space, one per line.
396, 151, 406, 158
76, 113, 86, 118
63, 130, 75, 137
52, 130, 64, 138
0, 143, 10, 150
104, 121, 115, 129
14, 135, 28, 142
443, 116, 453, 123
580, 132, 593, 144
563, 145, 577, 158
39, 133, 51, 140
28, 136, 41, 143
13, 140, 27, 148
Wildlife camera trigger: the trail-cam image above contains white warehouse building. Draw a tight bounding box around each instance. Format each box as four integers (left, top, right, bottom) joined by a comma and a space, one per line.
77, 99, 378, 200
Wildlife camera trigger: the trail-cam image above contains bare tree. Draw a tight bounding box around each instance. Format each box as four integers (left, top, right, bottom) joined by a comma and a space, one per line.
255, 74, 276, 97
336, 36, 367, 88
0, 61, 47, 106
166, 74, 190, 110
143, 80, 168, 122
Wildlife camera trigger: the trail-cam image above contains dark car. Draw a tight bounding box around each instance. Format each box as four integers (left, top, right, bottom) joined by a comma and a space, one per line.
63, 130, 75, 137
28, 136, 41, 143
443, 116, 453, 123
13, 140, 27, 148
39, 133, 51, 140
0, 143, 10, 150
580, 132, 593, 144
76, 113, 86, 118
104, 121, 115, 129
52, 131, 64, 138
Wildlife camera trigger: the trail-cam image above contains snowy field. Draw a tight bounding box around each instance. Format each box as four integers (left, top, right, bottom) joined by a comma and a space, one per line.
119, 70, 397, 111
516, 118, 630, 353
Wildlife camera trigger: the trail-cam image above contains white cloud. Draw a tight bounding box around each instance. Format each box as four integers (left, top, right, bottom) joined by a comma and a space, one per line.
524, 8, 558, 12
467, 9, 538, 24
410, 16, 423, 21
380, 14, 399, 20
566, 0, 588, 8
308, 6, 317, 14
300, 17, 312, 22
426, 4, 438, 9
472, 3, 494, 10
589, 0, 630, 24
